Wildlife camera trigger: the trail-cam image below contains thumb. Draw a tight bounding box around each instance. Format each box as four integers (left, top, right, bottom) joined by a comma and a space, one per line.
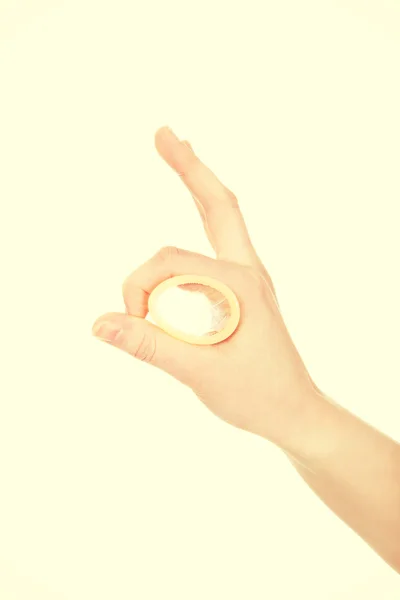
92, 311, 200, 382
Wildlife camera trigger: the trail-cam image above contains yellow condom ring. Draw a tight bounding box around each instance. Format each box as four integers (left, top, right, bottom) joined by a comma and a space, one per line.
148, 274, 241, 345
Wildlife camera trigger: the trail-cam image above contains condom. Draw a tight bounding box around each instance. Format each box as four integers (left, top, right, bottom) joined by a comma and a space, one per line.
147, 275, 241, 345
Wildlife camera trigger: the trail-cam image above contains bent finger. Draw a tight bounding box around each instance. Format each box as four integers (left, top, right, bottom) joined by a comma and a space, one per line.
122, 245, 239, 317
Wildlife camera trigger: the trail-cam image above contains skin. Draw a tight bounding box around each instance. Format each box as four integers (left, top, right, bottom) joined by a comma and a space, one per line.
92, 126, 400, 574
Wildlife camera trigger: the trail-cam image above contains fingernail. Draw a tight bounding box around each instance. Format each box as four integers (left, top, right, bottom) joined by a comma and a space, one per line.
182, 140, 193, 152
165, 126, 180, 141
92, 320, 122, 343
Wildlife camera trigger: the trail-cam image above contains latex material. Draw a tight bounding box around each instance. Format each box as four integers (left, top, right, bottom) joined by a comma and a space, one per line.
148, 275, 241, 345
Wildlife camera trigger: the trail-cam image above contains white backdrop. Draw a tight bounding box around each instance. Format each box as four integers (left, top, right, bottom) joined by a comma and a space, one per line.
1, 1, 399, 598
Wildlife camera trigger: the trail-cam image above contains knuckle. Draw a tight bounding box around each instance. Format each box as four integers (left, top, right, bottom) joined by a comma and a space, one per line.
224, 188, 239, 208
207, 188, 239, 216
157, 245, 181, 262
176, 152, 197, 178
122, 274, 131, 295
246, 266, 272, 293
132, 332, 157, 364
121, 275, 138, 308
192, 195, 207, 223
245, 266, 278, 307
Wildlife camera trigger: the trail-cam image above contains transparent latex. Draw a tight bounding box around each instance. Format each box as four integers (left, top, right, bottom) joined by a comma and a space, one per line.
148, 283, 231, 337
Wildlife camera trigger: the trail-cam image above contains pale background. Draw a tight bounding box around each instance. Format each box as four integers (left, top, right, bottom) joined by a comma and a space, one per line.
1, 0, 399, 598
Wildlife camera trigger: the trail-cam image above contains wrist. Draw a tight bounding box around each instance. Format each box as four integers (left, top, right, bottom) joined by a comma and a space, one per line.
270, 387, 344, 466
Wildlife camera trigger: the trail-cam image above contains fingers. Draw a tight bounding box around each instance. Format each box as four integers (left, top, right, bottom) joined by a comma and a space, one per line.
94, 245, 244, 383
154, 127, 260, 268
122, 245, 237, 317
181, 140, 213, 241
92, 311, 201, 382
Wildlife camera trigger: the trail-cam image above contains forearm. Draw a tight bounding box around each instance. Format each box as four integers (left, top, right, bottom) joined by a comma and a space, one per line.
280, 390, 400, 573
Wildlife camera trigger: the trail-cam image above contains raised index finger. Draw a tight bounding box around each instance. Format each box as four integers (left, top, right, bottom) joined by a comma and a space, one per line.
154, 126, 260, 268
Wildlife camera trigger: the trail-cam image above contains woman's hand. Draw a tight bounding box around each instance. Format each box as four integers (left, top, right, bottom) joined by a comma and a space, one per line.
92, 127, 319, 447
92, 127, 400, 574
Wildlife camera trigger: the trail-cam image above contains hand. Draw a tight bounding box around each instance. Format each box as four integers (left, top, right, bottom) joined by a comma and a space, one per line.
92, 127, 319, 446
